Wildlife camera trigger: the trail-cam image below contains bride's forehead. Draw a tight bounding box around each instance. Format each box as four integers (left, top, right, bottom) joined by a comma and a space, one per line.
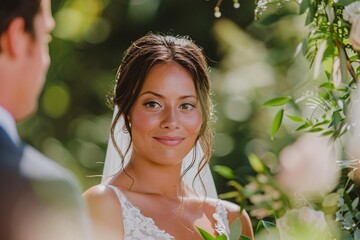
141, 64, 195, 88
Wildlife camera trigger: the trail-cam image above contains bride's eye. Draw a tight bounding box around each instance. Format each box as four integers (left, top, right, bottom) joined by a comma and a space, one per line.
180, 103, 196, 110
144, 101, 162, 109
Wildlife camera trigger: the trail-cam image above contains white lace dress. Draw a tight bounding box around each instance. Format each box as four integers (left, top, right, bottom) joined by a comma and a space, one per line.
107, 185, 231, 240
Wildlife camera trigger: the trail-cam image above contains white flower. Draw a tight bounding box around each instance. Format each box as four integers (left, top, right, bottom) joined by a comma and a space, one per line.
276, 207, 331, 240
343, 1, 360, 23
332, 57, 342, 87
325, 4, 335, 23
344, 88, 360, 184
349, 15, 360, 51
276, 133, 340, 200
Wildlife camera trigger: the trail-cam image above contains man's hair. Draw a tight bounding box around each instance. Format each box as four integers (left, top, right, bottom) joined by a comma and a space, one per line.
0, 0, 41, 38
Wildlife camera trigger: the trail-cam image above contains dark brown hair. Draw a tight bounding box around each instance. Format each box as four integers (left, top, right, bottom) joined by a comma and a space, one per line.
111, 33, 214, 193
0, 0, 41, 38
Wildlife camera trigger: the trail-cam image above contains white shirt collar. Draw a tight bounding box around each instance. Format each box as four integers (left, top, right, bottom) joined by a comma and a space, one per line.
0, 106, 21, 145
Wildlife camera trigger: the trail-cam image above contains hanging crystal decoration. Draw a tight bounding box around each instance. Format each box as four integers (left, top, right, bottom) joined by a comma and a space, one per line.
213, 0, 240, 18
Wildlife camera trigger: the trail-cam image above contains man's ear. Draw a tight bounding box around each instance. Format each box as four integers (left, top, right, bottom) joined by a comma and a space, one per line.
0, 17, 29, 58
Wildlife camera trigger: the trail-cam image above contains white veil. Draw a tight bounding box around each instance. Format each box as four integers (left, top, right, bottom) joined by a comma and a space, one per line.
101, 107, 218, 198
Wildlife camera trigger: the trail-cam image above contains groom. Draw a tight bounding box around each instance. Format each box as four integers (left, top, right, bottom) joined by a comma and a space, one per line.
0, 0, 89, 239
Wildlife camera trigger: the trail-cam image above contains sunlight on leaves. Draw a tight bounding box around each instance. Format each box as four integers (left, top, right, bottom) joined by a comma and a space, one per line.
248, 153, 266, 173
286, 114, 303, 123
196, 226, 227, 240
271, 108, 284, 139
213, 165, 235, 179
263, 96, 291, 107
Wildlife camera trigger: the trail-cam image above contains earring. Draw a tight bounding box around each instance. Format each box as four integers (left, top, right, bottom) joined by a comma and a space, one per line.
122, 125, 129, 134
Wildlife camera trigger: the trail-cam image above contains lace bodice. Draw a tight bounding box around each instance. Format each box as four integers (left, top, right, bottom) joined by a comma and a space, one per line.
107, 185, 231, 240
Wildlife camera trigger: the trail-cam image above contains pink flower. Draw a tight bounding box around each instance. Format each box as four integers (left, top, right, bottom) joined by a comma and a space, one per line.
276, 133, 340, 200
349, 15, 360, 51
343, 1, 360, 51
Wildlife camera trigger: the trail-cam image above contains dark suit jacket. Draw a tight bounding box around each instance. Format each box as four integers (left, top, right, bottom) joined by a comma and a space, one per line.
0, 126, 90, 240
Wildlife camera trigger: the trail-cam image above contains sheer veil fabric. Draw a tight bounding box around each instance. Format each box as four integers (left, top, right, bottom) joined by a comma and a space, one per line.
101, 107, 218, 198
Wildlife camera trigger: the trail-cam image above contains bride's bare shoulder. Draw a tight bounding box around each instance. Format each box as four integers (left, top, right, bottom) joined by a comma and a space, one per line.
83, 184, 124, 239
83, 184, 116, 201
83, 184, 122, 218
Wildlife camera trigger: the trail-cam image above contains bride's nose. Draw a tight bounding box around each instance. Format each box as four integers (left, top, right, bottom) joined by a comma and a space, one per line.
160, 107, 180, 130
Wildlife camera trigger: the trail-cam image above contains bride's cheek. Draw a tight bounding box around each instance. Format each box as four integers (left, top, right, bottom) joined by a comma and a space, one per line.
185, 114, 202, 133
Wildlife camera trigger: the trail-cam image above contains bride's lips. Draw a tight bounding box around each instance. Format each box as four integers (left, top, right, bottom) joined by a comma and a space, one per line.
153, 136, 185, 146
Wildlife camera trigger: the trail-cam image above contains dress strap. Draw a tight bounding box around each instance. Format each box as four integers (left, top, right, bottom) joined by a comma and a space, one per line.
107, 185, 127, 206
105, 184, 174, 240
213, 201, 230, 239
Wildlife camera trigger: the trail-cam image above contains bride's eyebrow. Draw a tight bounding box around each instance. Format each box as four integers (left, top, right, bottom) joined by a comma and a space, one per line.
139, 91, 198, 100
139, 91, 163, 98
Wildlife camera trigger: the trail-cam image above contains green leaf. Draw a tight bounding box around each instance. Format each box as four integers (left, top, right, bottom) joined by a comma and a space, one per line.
309, 127, 323, 132
323, 44, 336, 78
321, 130, 334, 136
305, 1, 316, 25
248, 153, 266, 173
319, 82, 335, 90
312, 120, 330, 127
295, 122, 311, 131
256, 220, 276, 233
271, 109, 284, 139
339, 47, 348, 84
227, 180, 244, 192
313, 40, 327, 79
352, 197, 359, 210
286, 114, 303, 122
299, 0, 309, 14
213, 165, 235, 179
323, 193, 340, 207
215, 235, 227, 240
354, 229, 360, 239
257, 7, 298, 25
196, 226, 216, 240
263, 96, 291, 107
218, 191, 240, 200
240, 235, 251, 240
342, 92, 350, 100
301, 39, 308, 55
337, 0, 355, 6
329, 110, 343, 131
259, 14, 282, 25
230, 218, 242, 240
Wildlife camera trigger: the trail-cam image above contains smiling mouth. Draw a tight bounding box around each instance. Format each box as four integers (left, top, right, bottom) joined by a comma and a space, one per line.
153, 137, 185, 147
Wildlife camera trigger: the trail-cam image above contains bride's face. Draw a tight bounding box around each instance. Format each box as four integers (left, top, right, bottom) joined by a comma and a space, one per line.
129, 61, 202, 166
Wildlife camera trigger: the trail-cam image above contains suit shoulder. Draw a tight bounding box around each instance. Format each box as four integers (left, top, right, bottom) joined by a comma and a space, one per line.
0, 128, 23, 169
21, 146, 77, 183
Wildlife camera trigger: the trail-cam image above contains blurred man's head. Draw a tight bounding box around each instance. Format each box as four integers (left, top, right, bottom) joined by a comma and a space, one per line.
0, 0, 55, 120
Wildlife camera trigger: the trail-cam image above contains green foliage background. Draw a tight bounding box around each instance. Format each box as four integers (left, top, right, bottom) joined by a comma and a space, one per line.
19, 0, 303, 220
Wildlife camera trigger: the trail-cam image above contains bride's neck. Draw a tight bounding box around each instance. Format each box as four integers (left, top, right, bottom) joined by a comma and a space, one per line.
117, 157, 185, 199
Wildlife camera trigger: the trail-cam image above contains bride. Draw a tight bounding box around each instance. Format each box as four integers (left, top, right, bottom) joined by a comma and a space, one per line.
83, 33, 253, 240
